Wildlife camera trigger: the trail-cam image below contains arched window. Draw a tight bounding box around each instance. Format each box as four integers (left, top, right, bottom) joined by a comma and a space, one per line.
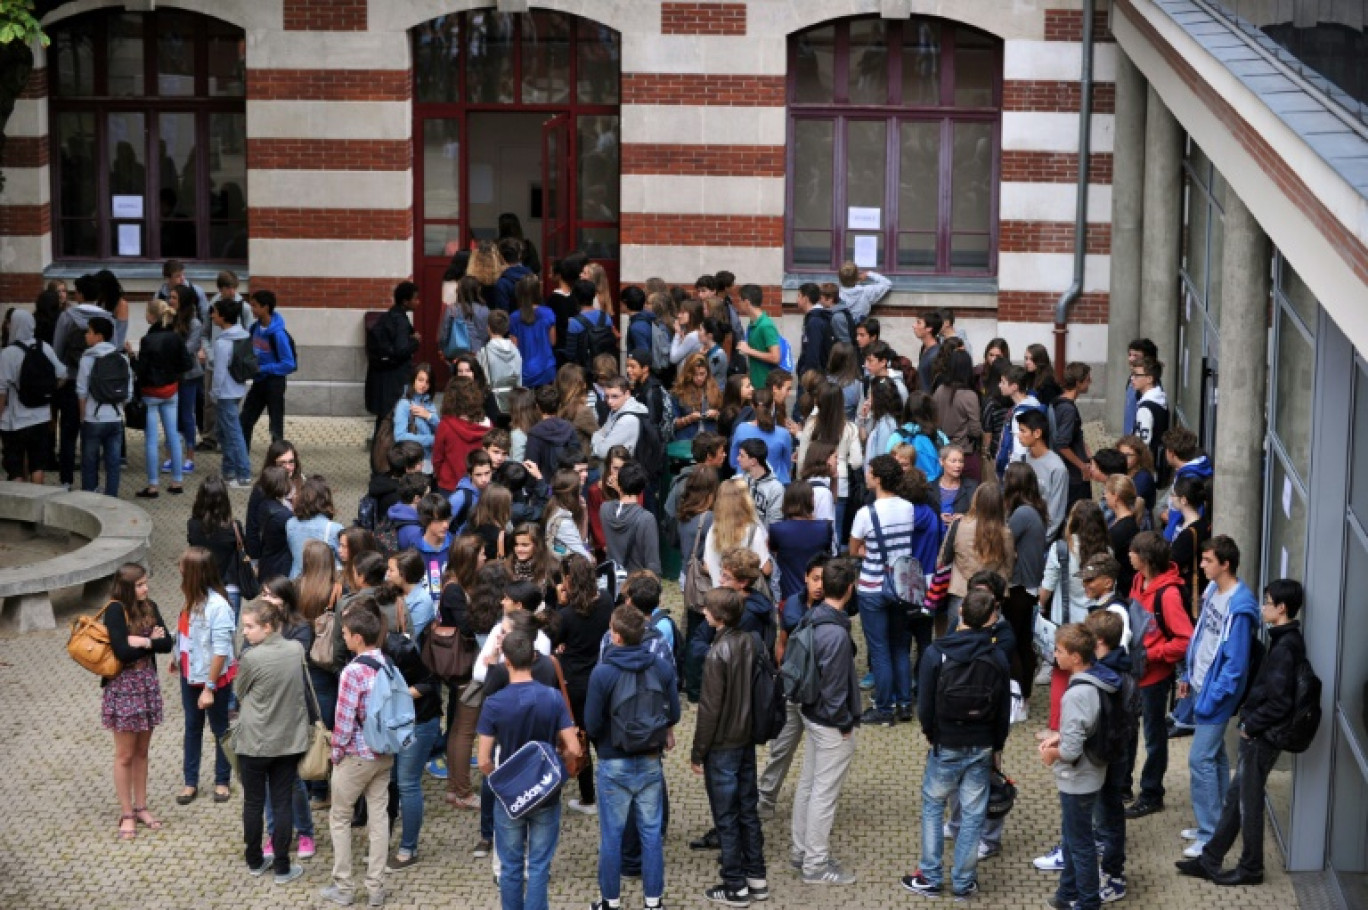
48, 9, 247, 262
787, 17, 1001, 277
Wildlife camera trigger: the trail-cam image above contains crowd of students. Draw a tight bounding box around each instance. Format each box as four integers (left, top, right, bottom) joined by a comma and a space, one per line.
23, 247, 1316, 910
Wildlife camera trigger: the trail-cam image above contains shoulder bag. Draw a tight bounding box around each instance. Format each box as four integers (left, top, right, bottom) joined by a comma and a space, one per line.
868, 503, 926, 615
923, 517, 960, 615
682, 514, 714, 612
420, 584, 477, 682
231, 521, 261, 601
298, 651, 333, 781
551, 655, 590, 778
67, 602, 122, 679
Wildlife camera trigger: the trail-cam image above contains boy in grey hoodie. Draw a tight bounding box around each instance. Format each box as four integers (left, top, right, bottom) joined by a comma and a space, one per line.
210, 297, 252, 486
1040, 623, 1117, 910
601, 462, 661, 576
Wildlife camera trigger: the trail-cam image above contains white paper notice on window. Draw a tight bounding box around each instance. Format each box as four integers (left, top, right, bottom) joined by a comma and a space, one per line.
853, 235, 879, 269
112, 195, 143, 219
1282, 475, 1293, 519
117, 223, 141, 257
847, 207, 881, 230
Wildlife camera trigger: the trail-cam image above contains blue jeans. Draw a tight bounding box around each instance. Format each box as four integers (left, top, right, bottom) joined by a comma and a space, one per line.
216, 396, 250, 481
266, 776, 315, 838
392, 716, 442, 854
493, 800, 562, 910
919, 746, 992, 894
143, 394, 183, 487
80, 420, 122, 495
858, 591, 913, 712
177, 377, 201, 453
1095, 747, 1128, 878
180, 676, 232, 787
596, 756, 666, 902
1057, 790, 1101, 910
481, 777, 495, 841
703, 746, 766, 890
1134, 679, 1171, 804
1189, 720, 1230, 842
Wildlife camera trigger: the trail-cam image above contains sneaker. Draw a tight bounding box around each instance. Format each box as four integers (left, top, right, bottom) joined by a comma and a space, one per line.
227, 477, 252, 489
702, 884, 750, 907
900, 872, 942, 897
568, 798, 598, 815
298, 835, 316, 859
472, 838, 492, 857
1180, 828, 1201, 841
953, 881, 980, 901
978, 842, 1001, 860
1033, 844, 1065, 872
263, 842, 274, 861
1124, 799, 1163, 819
319, 885, 354, 907
943, 823, 955, 839
387, 852, 419, 871
1099, 875, 1126, 903
275, 863, 305, 885
1045, 898, 1075, 910
896, 704, 915, 723
248, 858, 271, 877
859, 672, 874, 690
426, 757, 449, 780
368, 888, 385, 908
859, 707, 896, 727
689, 828, 721, 850
1182, 841, 1208, 859
789, 854, 805, 873
745, 879, 768, 901
802, 860, 856, 885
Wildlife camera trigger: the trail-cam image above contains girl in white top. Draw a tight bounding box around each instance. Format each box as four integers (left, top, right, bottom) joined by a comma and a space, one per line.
542, 468, 591, 559
704, 477, 772, 586
1039, 500, 1113, 626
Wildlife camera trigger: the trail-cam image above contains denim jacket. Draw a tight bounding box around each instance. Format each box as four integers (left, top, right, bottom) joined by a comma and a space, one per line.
286, 515, 343, 578
185, 591, 236, 685
394, 393, 439, 456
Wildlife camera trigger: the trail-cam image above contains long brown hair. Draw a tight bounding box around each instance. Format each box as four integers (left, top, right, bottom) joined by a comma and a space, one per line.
180, 546, 227, 615
296, 538, 338, 621
443, 534, 486, 591
543, 468, 585, 529
510, 522, 557, 585
672, 351, 721, 412
1066, 499, 1111, 566
751, 388, 777, 433
338, 527, 377, 587
556, 363, 592, 423
293, 476, 335, 521
677, 465, 719, 524
506, 387, 540, 434
810, 382, 847, 446
556, 553, 599, 617
965, 482, 1010, 569
111, 562, 153, 629
471, 482, 512, 532
1003, 462, 1049, 528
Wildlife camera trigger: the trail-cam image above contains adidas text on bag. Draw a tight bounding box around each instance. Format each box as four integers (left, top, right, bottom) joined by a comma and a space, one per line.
487, 740, 565, 820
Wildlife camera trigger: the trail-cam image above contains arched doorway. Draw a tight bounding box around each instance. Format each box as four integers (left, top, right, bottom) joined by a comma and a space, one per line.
411, 10, 621, 377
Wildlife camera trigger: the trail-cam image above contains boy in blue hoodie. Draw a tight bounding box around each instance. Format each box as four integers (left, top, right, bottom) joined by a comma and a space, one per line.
240, 290, 296, 449
1177, 535, 1260, 857
413, 493, 453, 598
1159, 426, 1213, 541
384, 473, 428, 553
993, 365, 1045, 480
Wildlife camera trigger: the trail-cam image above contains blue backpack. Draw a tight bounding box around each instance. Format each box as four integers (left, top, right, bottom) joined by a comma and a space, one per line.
609, 667, 672, 754
487, 740, 564, 820
776, 335, 794, 373
355, 655, 416, 755
441, 306, 472, 359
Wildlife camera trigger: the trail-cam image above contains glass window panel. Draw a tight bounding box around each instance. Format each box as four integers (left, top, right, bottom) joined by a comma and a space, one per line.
522, 12, 571, 104
901, 20, 941, 105
207, 22, 246, 97
1177, 299, 1206, 431
157, 11, 197, 96
56, 113, 97, 219
899, 121, 940, 232
208, 112, 246, 259
576, 19, 620, 105
1280, 256, 1320, 334
60, 221, 97, 258
897, 233, 936, 270
424, 224, 464, 257
845, 120, 887, 211
1185, 184, 1209, 304
953, 29, 996, 106
1207, 194, 1225, 329
848, 19, 889, 105
108, 112, 146, 198
109, 14, 146, 97
158, 112, 198, 258
793, 230, 832, 268
1329, 727, 1368, 907
577, 228, 619, 260
422, 119, 461, 220
951, 121, 992, 232
793, 120, 834, 231
466, 11, 515, 104
1267, 747, 1293, 843
578, 116, 619, 222
793, 25, 835, 104
414, 17, 462, 102
1351, 365, 1368, 522
1267, 452, 1307, 585
951, 234, 990, 272
52, 18, 95, 97
844, 233, 884, 268
1274, 308, 1314, 481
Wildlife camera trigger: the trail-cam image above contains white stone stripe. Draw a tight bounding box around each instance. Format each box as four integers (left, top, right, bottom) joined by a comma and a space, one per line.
0, 166, 51, 207
620, 174, 784, 217
248, 239, 411, 278
998, 252, 1111, 293
247, 100, 411, 141
5, 99, 45, 138
999, 182, 1112, 223
622, 36, 788, 76
247, 31, 411, 71
248, 170, 412, 210
619, 244, 782, 285
1002, 111, 1115, 153
622, 105, 786, 146
1005, 40, 1119, 82
0, 235, 53, 275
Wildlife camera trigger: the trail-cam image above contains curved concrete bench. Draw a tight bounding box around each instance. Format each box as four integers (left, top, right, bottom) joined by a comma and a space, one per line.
0, 483, 152, 635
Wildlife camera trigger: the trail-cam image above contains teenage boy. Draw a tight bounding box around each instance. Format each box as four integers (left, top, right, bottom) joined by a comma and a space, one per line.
1129, 357, 1169, 467
795, 283, 834, 379
693, 587, 768, 907
199, 270, 247, 453
384, 471, 429, 553
1015, 409, 1068, 542
477, 628, 581, 910
76, 316, 133, 496
912, 310, 944, 391
584, 605, 681, 910
626, 350, 668, 430
483, 427, 511, 472
664, 432, 727, 525
1178, 578, 1306, 887
602, 462, 662, 576
1084, 608, 1134, 903
51, 279, 110, 488
736, 438, 784, 527
1052, 363, 1093, 508
592, 377, 650, 459
786, 556, 862, 886
937, 307, 973, 359
734, 284, 780, 391
155, 258, 211, 319
1176, 535, 1260, 859
994, 365, 1045, 481
566, 278, 616, 370
323, 604, 396, 908
624, 286, 656, 358
525, 384, 580, 482
477, 308, 523, 413
832, 262, 890, 345
242, 289, 297, 448
863, 341, 909, 405
0, 309, 66, 484
1159, 426, 1213, 540
702, 318, 729, 390
1040, 623, 1117, 910
448, 449, 492, 535
210, 298, 253, 487
1121, 338, 1158, 439
414, 492, 454, 597
903, 590, 1010, 901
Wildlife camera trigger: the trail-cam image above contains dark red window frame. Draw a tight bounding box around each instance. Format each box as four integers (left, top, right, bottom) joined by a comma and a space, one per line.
785, 16, 1003, 277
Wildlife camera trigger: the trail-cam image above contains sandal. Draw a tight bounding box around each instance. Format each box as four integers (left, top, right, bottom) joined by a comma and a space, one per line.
176, 787, 198, 805
118, 813, 137, 840
167, 485, 184, 495
214, 786, 231, 803
135, 487, 159, 499
133, 806, 163, 830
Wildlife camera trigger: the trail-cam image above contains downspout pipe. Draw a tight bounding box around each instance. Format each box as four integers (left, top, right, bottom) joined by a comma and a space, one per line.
1053, 0, 1097, 370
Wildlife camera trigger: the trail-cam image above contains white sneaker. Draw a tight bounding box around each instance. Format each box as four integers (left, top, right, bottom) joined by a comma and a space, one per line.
1182, 841, 1207, 859
978, 841, 1001, 860
1033, 844, 1065, 872
567, 798, 598, 816
943, 823, 955, 839
1180, 828, 1201, 841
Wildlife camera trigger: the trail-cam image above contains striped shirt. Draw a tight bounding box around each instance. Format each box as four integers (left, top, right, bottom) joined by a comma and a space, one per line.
852, 498, 942, 591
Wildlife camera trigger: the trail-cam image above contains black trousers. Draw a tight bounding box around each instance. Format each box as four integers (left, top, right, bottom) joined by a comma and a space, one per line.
241, 374, 287, 450
1004, 586, 1040, 698
240, 752, 303, 874
55, 383, 81, 485
1203, 736, 1279, 876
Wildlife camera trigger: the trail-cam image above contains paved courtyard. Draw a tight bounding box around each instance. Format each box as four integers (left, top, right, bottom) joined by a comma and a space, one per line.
0, 416, 1298, 910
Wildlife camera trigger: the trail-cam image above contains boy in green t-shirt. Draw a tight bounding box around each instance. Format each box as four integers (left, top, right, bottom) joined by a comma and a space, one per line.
734, 284, 780, 389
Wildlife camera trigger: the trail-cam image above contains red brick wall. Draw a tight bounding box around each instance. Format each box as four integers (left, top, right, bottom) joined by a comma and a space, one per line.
247, 277, 399, 309
0, 273, 44, 303
1, 136, 48, 169
0, 204, 51, 237
284, 0, 366, 31
251, 208, 411, 241
999, 221, 1110, 255
247, 138, 411, 171
661, 2, 747, 35
18, 68, 46, 99
622, 73, 785, 106
1001, 150, 1113, 184
999, 291, 1109, 323
621, 214, 784, 247
1003, 80, 1116, 114
621, 144, 785, 177
248, 69, 410, 102
1044, 7, 1113, 42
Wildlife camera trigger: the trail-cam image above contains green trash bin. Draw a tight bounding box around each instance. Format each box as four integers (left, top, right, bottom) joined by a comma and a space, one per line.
660, 440, 696, 579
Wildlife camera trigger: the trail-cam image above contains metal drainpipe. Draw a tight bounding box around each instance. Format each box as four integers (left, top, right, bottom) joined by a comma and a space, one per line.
1053, 0, 1097, 370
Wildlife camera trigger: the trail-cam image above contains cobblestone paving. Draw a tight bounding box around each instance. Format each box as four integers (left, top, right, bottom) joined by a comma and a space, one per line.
0, 417, 1298, 910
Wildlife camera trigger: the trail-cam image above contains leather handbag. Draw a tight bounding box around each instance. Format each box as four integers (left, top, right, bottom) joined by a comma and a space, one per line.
681, 515, 713, 612
551, 655, 590, 778
309, 609, 336, 667
298, 653, 333, 781
231, 521, 261, 601
421, 591, 477, 681
67, 602, 123, 679
924, 517, 960, 615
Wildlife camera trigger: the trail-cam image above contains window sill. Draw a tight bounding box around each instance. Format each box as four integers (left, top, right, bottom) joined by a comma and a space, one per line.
782, 272, 998, 295
44, 261, 248, 286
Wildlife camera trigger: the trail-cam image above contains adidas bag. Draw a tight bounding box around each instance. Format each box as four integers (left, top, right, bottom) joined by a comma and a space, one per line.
487, 740, 564, 820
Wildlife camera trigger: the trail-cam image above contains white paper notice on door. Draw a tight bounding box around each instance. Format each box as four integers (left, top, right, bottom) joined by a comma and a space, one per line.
112, 195, 144, 219
847, 206, 881, 230
117, 223, 141, 257
853, 235, 879, 269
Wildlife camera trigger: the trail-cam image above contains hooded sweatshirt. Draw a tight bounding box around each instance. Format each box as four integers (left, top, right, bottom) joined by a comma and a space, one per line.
800, 603, 862, 733
250, 312, 297, 376
583, 642, 681, 761
368, 474, 401, 518
211, 324, 250, 401
601, 499, 661, 576
478, 337, 523, 413
432, 416, 489, 493
447, 475, 482, 534
76, 340, 133, 422
414, 531, 453, 598
1129, 562, 1194, 687
52, 302, 110, 365
386, 501, 424, 552
994, 393, 1044, 480
592, 397, 650, 459
917, 625, 1011, 751
1185, 578, 1260, 725
1055, 662, 1120, 794
1163, 455, 1214, 540
525, 415, 580, 482
0, 310, 67, 431
831, 272, 891, 343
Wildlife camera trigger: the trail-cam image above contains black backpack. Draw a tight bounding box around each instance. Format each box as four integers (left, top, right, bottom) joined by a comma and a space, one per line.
573, 312, 617, 367
1265, 654, 1322, 754
751, 632, 788, 745
87, 351, 130, 408
60, 324, 90, 370
608, 667, 672, 754
1071, 673, 1137, 765
934, 647, 1003, 737
631, 411, 665, 481
15, 342, 58, 408
228, 336, 259, 383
